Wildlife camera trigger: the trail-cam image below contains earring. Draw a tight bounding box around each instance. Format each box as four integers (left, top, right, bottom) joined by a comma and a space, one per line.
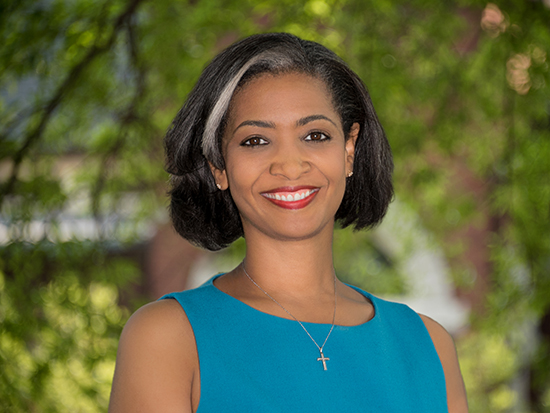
216, 183, 222, 190
347, 171, 353, 178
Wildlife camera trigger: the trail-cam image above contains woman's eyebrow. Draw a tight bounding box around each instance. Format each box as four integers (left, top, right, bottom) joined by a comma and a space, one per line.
233, 120, 276, 133
296, 114, 337, 127
233, 115, 337, 134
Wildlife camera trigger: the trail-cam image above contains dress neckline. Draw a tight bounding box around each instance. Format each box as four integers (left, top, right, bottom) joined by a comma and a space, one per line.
208, 273, 378, 328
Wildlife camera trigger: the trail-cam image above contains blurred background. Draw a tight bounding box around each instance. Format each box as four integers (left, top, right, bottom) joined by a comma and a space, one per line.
1, 0, 549, 411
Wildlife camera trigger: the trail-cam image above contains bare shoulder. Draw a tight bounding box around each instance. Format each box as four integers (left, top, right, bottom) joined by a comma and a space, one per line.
419, 314, 469, 413
120, 299, 192, 341
109, 299, 199, 413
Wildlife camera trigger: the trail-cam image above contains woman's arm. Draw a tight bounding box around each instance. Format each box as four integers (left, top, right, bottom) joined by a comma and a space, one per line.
109, 299, 199, 413
420, 315, 469, 413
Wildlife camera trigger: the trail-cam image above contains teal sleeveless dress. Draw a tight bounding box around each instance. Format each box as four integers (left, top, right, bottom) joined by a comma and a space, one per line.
161, 275, 448, 412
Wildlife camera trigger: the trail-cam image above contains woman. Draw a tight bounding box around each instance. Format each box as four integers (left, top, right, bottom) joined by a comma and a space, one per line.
109, 33, 468, 412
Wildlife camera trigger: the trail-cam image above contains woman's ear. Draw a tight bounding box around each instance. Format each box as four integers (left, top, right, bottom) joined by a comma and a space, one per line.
209, 163, 228, 190
345, 123, 360, 174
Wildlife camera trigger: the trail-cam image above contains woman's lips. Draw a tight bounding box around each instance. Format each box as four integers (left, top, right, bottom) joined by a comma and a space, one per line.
261, 187, 320, 210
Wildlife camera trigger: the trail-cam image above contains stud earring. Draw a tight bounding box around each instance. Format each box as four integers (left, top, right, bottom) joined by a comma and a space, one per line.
347, 171, 353, 178
216, 183, 222, 190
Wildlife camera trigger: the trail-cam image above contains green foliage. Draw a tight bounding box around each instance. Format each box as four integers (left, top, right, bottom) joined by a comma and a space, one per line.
458, 331, 519, 412
0, 241, 135, 412
1, 0, 549, 411
333, 226, 408, 296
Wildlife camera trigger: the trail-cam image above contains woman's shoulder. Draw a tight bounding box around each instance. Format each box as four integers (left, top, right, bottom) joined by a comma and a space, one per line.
122, 299, 193, 341
109, 299, 199, 412
348, 286, 468, 411
418, 314, 469, 412
346, 286, 420, 323
116, 299, 198, 373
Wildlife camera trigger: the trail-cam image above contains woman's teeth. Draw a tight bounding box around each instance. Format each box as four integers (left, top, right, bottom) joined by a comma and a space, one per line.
263, 189, 318, 202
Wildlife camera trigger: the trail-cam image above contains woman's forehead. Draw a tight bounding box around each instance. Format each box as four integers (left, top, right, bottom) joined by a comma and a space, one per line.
226, 73, 339, 128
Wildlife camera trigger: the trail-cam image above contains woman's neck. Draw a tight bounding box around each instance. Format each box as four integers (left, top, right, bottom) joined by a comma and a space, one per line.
213, 224, 374, 326
241, 228, 336, 298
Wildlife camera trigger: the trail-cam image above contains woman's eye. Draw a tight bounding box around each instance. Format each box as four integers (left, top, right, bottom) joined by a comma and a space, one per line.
241, 137, 268, 146
305, 132, 329, 141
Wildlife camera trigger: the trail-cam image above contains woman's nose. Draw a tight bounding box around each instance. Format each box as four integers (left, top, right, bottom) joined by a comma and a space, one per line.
268, 144, 311, 180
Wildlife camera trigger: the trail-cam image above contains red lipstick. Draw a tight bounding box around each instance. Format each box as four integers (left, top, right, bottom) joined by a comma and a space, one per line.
261, 186, 319, 210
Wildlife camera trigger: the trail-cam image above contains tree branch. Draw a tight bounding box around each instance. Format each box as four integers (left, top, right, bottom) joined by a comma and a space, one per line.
0, 0, 144, 206
89, 17, 149, 235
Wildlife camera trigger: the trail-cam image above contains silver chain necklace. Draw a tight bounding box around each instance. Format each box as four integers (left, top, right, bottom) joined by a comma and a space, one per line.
241, 261, 337, 371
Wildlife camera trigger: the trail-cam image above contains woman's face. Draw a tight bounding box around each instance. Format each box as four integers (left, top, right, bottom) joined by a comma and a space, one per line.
212, 72, 358, 242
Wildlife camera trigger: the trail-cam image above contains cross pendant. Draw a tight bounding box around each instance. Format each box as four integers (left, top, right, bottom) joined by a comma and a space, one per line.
317, 351, 329, 371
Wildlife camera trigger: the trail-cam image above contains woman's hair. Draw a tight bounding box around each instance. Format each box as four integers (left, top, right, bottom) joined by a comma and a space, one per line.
165, 32, 393, 251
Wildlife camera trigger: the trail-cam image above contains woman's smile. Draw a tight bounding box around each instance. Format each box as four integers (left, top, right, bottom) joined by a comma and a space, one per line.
261, 186, 320, 209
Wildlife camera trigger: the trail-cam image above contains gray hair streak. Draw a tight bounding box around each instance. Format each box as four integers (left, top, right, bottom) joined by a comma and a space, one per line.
201, 50, 296, 169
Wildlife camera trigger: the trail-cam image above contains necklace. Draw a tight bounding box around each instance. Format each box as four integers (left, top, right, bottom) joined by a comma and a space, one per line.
241, 261, 337, 371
